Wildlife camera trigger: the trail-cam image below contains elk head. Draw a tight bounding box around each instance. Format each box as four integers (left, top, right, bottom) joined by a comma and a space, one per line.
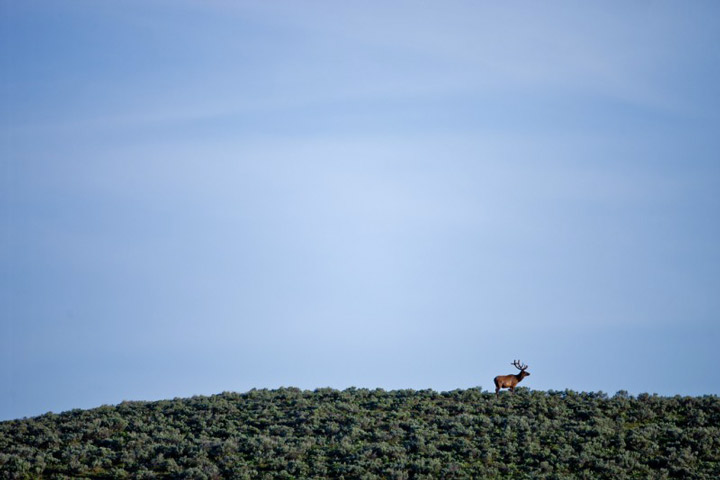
493, 360, 530, 396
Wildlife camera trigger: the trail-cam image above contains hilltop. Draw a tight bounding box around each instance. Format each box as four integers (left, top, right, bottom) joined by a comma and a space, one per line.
1, 388, 719, 479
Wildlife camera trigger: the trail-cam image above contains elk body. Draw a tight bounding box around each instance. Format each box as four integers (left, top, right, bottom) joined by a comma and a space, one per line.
494, 360, 530, 396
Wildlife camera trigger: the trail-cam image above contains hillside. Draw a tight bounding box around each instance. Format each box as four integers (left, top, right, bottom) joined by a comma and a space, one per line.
1, 388, 719, 479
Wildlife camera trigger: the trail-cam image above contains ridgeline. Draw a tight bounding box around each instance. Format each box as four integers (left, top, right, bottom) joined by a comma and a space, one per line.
1, 388, 719, 479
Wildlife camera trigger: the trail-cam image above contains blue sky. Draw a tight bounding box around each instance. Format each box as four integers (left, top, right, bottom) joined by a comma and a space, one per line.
2, 0, 719, 420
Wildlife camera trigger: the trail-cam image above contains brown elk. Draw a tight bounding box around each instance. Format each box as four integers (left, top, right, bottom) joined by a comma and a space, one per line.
494, 360, 530, 396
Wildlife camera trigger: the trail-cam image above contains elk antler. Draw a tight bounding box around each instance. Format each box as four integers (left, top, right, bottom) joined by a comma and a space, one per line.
512, 360, 528, 371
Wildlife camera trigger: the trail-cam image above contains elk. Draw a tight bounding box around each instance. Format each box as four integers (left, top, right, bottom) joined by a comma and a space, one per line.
494, 360, 530, 396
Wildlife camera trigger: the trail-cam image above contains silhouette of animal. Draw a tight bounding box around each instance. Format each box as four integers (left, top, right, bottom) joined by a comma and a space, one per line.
494, 360, 530, 396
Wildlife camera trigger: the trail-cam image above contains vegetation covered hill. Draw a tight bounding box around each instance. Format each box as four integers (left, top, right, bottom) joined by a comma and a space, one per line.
1, 388, 719, 479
